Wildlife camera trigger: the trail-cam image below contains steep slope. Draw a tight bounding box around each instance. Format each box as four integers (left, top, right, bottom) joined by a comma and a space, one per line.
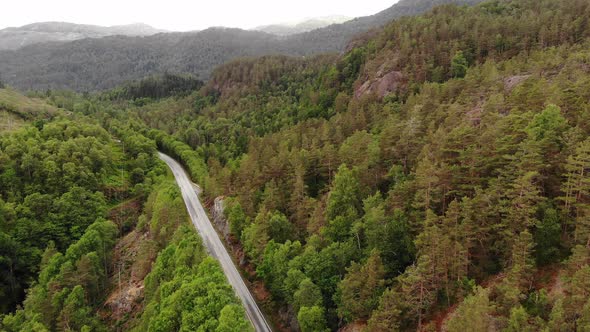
0, 29, 282, 91
285, 0, 485, 53
0, 95, 253, 330
0, 87, 57, 124
0, 22, 165, 50
2, 0, 589, 330
0, 0, 484, 91
116, 0, 590, 330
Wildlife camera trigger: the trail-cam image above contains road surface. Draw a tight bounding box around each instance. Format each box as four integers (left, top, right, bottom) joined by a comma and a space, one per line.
158, 152, 272, 332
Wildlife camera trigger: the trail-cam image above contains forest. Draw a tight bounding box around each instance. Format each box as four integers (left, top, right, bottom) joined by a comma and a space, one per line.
0, 0, 484, 92
0, 95, 250, 330
105, 0, 590, 330
1, 0, 590, 331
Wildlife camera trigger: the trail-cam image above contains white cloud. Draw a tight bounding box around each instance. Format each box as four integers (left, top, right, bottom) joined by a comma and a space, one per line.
2, 0, 398, 31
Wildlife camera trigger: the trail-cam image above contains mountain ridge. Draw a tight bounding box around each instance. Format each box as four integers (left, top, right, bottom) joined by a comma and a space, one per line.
0, 0, 485, 91
0, 21, 166, 50
254, 16, 352, 36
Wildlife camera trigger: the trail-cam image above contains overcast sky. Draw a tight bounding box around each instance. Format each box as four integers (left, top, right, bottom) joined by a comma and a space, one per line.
2, 0, 398, 31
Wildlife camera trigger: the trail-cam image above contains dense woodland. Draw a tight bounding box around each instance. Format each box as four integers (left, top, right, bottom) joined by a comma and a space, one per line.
102, 0, 590, 330
1, 0, 590, 331
0, 97, 250, 329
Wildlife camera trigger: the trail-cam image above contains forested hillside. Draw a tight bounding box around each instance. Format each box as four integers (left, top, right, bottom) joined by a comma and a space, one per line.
0, 88, 57, 133
2, 0, 590, 331
0, 0, 484, 91
100, 0, 590, 330
0, 90, 250, 331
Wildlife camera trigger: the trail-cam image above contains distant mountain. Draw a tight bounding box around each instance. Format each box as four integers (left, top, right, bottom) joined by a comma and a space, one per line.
0, 22, 165, 50
254, 16, 351, 36
0, 0, 485, 91
285, 0, 485, 54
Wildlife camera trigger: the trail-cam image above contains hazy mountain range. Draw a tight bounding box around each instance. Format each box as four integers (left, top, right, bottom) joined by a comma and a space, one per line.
0, 22, 165, 50
0, 0, 484, 91
253, 16, 352, 36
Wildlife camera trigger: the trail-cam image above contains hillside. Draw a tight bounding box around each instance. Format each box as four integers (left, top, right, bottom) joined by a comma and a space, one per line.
254, 16, 352, 36
0, 22, 165, 50
0, 0, 484, 91
0, 89, 252, 330
98, 0, 589, 330
286, 0, 484, 52
0, 88, 57, 132
2, 0, 590, 331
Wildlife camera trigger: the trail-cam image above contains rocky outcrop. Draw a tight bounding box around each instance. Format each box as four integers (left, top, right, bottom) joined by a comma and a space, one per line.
212, 196, 231, 242
101, 229, 153, 326
104, 280, 144, 320
504, 74, 531, 92
354, 69, 405, 99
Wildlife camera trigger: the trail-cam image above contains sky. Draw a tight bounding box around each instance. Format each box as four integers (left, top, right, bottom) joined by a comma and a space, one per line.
1, 0, 398, 31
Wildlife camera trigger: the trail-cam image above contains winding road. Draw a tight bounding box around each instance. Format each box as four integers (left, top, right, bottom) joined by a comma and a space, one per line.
158, 152, 272, 332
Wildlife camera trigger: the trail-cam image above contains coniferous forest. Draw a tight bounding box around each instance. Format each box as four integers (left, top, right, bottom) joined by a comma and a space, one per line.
1, 0, 590, 331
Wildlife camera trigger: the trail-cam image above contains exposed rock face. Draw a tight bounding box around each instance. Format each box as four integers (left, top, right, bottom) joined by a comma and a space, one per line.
504, 74, 531, 92
102, 229, 152, 325
354, 69, 405, 99
212, 196, 231, 242
104, 281, 144, 320
466, 95, 487, 126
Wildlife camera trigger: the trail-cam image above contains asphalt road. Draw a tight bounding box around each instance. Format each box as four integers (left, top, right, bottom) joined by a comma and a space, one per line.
158, 152, 272, 332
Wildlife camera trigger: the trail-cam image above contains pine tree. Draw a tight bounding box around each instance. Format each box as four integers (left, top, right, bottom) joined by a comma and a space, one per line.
451, 51, 469, 78
569, 265, 590, 312
576, 298, 590, 332
366, 288, 402, 332
459, 191, 496, 277
560, 138, 590, 245
496, 230, 535, 315
57, 286, 96, 332
534, 207, 562, 266
293, 278, 322, 312
414, 210, 452, 298
502, 171, 543, 250
337, 250, 385, 322
289, 157, 312, 232
508, 230, 536, 288
362, 192, 387, 252
546, 298, 568, 332
445, 286, 494, 332
524, 105, 569, 194
442, 200, 469, 287
413, 152, 441, 213
399, 258, 437, 330
325, 164, 361, 240
505, 305, 534, 332
362, 194, 415, 275
241, 216, 269, 265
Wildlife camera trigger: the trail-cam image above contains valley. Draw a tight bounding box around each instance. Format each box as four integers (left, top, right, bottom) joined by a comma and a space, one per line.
159, 152, 272, 331
1, 0, 590, 331
0, 0, 484, 91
